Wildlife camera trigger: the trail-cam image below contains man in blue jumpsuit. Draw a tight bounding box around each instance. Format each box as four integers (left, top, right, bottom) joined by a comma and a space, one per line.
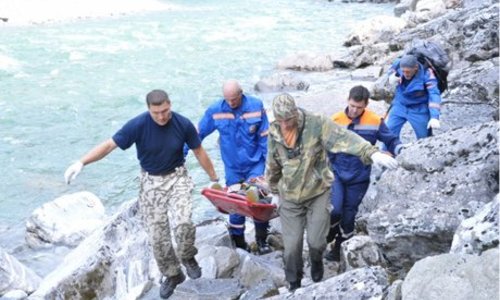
326, 85, 402, 261
386, 54, 442, 140
196, 80, 271, 254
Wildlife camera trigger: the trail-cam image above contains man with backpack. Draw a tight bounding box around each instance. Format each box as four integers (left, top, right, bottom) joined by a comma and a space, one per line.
386, 53, 442, 139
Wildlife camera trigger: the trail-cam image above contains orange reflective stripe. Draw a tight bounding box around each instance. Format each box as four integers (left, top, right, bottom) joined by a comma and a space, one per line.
429, 102, 441, 109
359, 110, 382, 127
213, 113, 235, 120
242, 111, 262, 119
332, 112, 350, 126
260, 130, 268, 137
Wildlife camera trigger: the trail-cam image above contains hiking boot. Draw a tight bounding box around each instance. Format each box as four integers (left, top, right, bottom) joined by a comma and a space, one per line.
159, 273, 185, 299
182, 258, 201, 279
288, 279, 301, 292
230, 234, 250, 252
256, 239, 272, 255
324, 248, 340, 262
310, 259, 324, 282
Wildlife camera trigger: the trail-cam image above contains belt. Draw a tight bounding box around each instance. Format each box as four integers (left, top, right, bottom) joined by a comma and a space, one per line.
143, 166, 183, 176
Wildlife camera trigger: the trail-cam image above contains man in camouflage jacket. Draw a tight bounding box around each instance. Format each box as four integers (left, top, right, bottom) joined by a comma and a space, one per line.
265, 93, 398, 291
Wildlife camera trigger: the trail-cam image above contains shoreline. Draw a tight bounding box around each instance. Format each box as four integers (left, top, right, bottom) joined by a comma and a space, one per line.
0, 0, 174, 25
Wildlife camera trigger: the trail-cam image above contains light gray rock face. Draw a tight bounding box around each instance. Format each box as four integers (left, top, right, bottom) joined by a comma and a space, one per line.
254, 73, 309, 93
170, 278, 244, 300
267, 266, 388, 299
385, 279, 403, 300
0, 247, 41, 297
394, 0, 418, 17
0, 289, 28, 300
334, 43, 391, 69
343, 16, 407, 47
402, 248, 499, 300
339, 235, 387, 272
450, 195, 499, 254
196, 245, 240, 279
29, 200, 159, 300
364, 122, 499, 278
25, 191, 106, 248
350, 66, 382, 81
277, 52, 334, 72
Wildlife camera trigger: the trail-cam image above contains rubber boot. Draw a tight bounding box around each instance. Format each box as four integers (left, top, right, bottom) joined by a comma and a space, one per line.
230, 234, 250, 252
255, 225, 272, 255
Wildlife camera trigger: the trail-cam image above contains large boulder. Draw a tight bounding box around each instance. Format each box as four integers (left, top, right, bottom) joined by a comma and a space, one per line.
364, 121, 499, 278
343, 16, 407, 47
29, 200, 159, 300
254, 72, 309, 93
450, 195, 499, 254
402, 248, 499, 300
25, 191, 106, 248
339, 235, 387, 272
0, 247, 41, 297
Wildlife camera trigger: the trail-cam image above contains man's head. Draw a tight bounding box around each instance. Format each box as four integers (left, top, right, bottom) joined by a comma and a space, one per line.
399, 54, 419, 80
273, 93, 299, 131
222, 80, 243, 109
146, 89, 172, 126
346, 85, 369, 119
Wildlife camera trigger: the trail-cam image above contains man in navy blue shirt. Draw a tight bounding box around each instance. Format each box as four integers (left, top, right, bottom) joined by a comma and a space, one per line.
64, 90, 219, 299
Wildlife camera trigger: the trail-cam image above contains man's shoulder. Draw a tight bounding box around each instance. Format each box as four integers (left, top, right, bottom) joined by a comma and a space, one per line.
171, 111, 194, 126
243, 94, 264, 107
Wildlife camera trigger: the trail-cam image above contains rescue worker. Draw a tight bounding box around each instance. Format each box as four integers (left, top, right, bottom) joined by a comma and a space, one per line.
266, 93, 398, 291
386, 54, 442, 140
64, 90, 218, 299
195, 80, 272, 255
325, 85, 402, 261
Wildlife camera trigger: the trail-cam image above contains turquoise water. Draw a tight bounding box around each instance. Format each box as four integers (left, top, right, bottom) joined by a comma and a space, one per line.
0, 0, 393, 246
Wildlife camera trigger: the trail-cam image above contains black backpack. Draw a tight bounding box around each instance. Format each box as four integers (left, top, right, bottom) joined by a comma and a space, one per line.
405, 39, 451, 94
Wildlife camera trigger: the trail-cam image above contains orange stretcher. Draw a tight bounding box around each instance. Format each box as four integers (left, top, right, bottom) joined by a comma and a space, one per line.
201, 188, 278, 222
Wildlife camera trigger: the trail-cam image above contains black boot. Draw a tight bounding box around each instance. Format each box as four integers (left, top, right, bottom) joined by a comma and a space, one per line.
325, 235, 345, 262
182, 258, 201, 279
230, 234, 250, 252
288, 279, 301, 292
255, 224, 272, 255
160, 272, 185, 299
310, 259, 324, 282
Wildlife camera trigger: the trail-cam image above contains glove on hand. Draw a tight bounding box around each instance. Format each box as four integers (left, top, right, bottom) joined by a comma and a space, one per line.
371, 152, 398, 170
64, 161, 84, 184
270, 194, 280, 206
427, 118, 441, 129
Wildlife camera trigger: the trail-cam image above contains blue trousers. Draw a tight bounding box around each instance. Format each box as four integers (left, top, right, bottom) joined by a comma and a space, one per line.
225, 164, 269, 237
386, 103, 431, 140
330, 179, 370, 238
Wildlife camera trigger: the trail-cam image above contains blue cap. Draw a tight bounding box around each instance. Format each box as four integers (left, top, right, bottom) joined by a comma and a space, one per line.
400, 54, 418, 68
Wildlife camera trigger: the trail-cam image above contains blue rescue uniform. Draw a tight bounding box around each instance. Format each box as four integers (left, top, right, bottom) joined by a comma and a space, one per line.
329, 108, 401, 238
198, 94, 269, 236
386, 59, 442, 139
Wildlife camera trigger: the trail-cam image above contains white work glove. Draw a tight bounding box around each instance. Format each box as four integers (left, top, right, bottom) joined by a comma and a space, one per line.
208, 179, 222, 190
270, 194, 280, 206
371, 152, 398, 170
64, 161, 84, 184
427, 118, 441, 130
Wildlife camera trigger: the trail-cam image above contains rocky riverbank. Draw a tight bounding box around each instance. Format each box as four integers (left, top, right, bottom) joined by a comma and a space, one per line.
1, 0, 498, 299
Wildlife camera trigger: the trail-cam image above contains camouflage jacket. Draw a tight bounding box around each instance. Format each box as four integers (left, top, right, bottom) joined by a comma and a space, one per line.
265, 109, 378, 203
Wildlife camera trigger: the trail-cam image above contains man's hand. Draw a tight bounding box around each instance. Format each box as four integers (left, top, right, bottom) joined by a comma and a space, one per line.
427, 118, 441, 130
64, 161, 84, 184
371, 152, 398, 170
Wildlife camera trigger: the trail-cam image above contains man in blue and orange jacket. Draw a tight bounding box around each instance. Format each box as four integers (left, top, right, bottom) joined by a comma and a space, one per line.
196, 80, 271, 255
326, 85, 402, 261
386, 54, 442, 139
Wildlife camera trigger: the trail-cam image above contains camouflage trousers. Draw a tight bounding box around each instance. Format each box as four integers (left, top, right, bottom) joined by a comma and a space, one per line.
138, 166, 197, 277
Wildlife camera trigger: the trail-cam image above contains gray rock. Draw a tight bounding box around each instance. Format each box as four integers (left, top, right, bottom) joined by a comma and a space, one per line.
350, 65, 382, 81
450, 195, 499, 254
0, 247, 41, 297
0, 290, 28, 300
196, 245, 240, 278
394, 0, 418, 17
236, 251, 286, 289
402, 248, 499, 300
25, 191, 106, 248
254, 72, 309, 93
277, 52, 334, 72
267, 266, 388, 299
365, 122, 499, 278
29, 200, 159, 300
170, 278, 243, 300
339, 235, 387, 272
385, 279, 403, 300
